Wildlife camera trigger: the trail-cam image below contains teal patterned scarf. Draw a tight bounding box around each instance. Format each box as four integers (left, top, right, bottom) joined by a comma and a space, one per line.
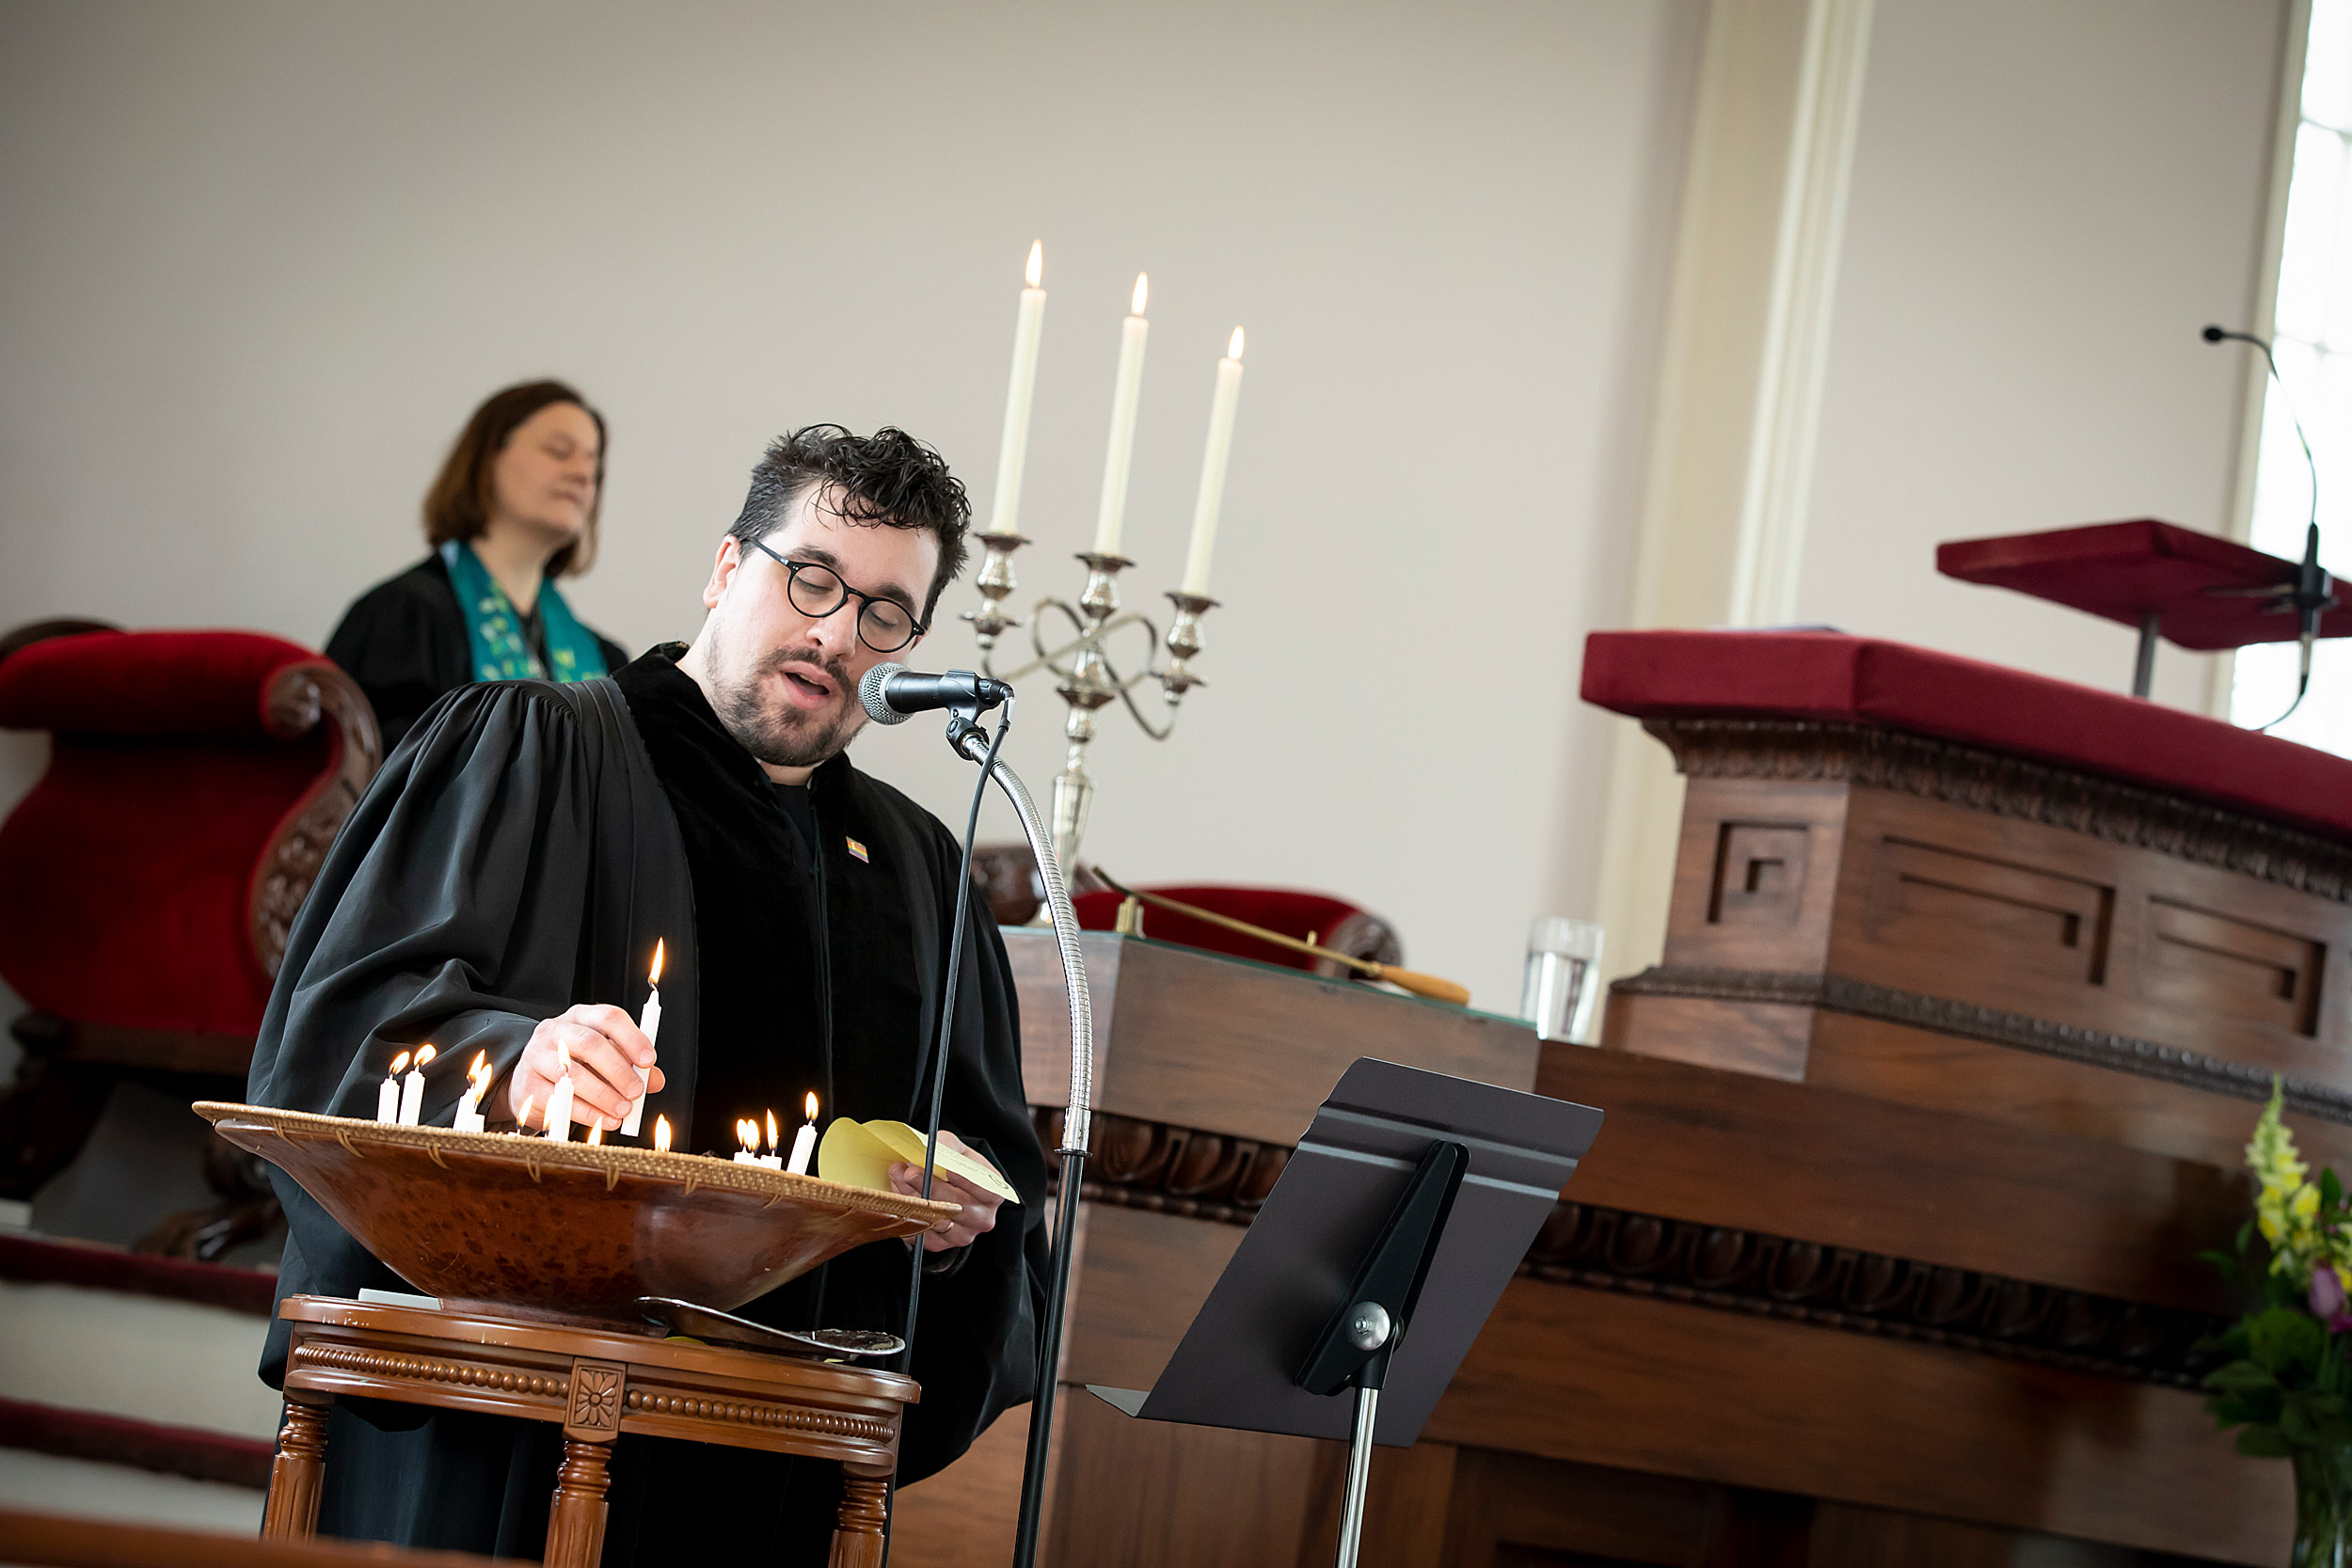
440, 541, 608, 684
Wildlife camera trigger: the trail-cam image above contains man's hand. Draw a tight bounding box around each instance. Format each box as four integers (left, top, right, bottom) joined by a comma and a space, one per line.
505, 1005, 664, 1132
888, 1129, 1005, 1253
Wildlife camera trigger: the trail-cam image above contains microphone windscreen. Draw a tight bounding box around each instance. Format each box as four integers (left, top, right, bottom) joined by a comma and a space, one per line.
2201, 325, 2228, 342
860, 662, 912, 724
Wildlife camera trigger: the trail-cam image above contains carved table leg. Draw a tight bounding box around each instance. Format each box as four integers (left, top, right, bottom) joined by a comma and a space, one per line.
544, 1437, 613, 1568
828, 1468, 891, 1568
262, 1397, 332, 1539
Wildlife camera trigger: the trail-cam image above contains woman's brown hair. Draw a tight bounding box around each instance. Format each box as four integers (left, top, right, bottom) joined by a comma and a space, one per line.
423, 380, 608, 578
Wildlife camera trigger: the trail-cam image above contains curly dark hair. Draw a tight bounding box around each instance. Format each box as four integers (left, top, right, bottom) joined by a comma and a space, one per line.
726, 424, 971, 621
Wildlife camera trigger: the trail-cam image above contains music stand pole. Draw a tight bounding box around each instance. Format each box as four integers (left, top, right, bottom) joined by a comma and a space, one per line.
1337, 1379, 1379, 1568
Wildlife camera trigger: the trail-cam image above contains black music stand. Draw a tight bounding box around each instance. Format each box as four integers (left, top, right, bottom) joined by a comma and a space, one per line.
1086, 1057, 1603, 1568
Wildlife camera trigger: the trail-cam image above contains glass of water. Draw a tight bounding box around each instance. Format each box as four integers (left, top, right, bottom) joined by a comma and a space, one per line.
1521, 917, 1605, 1045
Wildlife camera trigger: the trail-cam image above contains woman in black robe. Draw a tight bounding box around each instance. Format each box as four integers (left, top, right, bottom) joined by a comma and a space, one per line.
327, 380, 630, 751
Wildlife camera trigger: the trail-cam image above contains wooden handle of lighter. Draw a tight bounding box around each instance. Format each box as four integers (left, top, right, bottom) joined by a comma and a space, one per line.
1370, 966, 1472, 1006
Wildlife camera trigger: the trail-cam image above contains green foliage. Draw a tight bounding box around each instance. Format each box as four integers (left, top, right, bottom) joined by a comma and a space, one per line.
2203, 1080, 2352, 1460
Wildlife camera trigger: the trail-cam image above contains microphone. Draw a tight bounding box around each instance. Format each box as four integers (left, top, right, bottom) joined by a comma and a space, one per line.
2202, 324, 2330, 727
859, 663, 1011, 725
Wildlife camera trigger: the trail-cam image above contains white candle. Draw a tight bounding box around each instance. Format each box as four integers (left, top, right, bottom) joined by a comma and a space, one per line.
453, 1051, 490, 1134
624, 940, 662, 1138
733, 1117, 762, 1166
376, 1052, 407, 1124
1182, 328, 1246, 595
987, 243, 1048, 538
397, 1045, 436, 1127
759, 1108, 784, 1169
543, 1042, 573, 1142
1092, 273, 1151, 557
786, 1092, 818, 1176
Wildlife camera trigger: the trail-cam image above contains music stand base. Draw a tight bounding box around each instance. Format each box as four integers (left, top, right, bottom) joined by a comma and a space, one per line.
1335, 1382, 1379, 1568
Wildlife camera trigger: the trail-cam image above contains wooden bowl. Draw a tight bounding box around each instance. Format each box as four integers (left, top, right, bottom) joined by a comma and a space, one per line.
197, 1102, 956, 1321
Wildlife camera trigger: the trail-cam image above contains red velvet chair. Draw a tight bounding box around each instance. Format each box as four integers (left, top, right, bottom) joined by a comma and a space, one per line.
0, 623, 379, 1256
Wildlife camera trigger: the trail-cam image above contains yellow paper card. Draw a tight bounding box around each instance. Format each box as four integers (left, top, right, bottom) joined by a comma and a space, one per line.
817, 1118, 1020, 1204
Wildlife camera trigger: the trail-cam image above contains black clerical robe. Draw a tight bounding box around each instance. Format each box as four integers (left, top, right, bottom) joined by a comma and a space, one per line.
246, 647, 1047, 1563
326, 554, 632, 752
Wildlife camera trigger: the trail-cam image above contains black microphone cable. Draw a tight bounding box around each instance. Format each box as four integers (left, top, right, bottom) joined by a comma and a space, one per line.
2203, 325, 2329, 730
877, 691, 1011, 1568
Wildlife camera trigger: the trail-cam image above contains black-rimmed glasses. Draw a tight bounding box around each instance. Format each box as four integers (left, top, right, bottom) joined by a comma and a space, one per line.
745, 537, 926, 655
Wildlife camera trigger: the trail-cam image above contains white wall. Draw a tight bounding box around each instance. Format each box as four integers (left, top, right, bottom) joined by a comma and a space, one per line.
0, 2, 1706, 1018
1798, 0, 2287, 704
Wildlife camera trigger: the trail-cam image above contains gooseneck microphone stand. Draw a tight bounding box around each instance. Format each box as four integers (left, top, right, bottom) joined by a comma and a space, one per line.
874, 678, 1095, 1568
946, 716, 1094, 1568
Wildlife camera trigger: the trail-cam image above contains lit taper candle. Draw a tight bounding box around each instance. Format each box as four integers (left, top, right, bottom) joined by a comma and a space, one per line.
623, 940, 661, 1138
376, 1051, 408, 1125
787, 1092, 818, 1176
1182, 327, 1246, 596
397, 1045, 437, 1127
1092, 273, 1150, 557
987, 242, 1047, 537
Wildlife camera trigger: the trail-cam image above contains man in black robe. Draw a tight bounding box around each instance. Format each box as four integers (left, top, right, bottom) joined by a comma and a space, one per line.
246, 424, 1047, 1563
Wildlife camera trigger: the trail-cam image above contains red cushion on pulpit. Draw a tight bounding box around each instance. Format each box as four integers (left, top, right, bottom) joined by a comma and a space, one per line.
0, 628, 342, 1035
1073, 886, 1372, 972
1580, 629, 2352, 843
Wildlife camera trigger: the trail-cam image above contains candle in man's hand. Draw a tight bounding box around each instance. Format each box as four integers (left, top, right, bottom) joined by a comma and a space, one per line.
543, 1042, 574, 1142
787, 1092, 818, 1176
624, 940, 662, 1138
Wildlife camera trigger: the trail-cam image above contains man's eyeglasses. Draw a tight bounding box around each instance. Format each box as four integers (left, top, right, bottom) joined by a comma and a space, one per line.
745, 537, 926, 655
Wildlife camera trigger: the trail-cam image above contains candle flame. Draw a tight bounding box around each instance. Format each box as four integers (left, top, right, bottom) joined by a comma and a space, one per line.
649, 939, 664, 985
470, 1052, 490, 1088
803, 1091, 819, 1121
587, 1120, 603, 1146
766, 1109, 780, 1151
520, 1094, 538, 1131
1229, 326, 1246, 359
389, 1051, 410, 1075
556, 1039, 570, 1071
1132, 273, 1149, 315
738, 1118, 756, 1151
415, 1044, 437, 1069
655, 1116, 672, 1153
1025, 241, 1042, 288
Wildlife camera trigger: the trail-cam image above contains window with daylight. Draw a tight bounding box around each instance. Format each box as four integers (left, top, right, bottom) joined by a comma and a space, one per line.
2231, 0, 2352, 749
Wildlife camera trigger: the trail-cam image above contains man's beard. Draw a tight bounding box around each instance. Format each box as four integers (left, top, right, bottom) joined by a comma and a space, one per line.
707, 639, 864, 769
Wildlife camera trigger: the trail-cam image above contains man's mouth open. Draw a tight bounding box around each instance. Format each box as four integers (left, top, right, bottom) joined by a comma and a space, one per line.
778, 665, 837, 710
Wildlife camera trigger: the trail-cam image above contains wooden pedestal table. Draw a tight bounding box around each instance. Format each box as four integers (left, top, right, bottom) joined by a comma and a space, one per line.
262, 1295, 919, 1568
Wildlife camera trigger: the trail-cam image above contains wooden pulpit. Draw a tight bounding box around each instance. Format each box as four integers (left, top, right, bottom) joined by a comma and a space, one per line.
891, 629, 2317, 1566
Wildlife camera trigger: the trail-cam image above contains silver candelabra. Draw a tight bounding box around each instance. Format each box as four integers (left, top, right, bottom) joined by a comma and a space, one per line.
961, 531, 1216, 871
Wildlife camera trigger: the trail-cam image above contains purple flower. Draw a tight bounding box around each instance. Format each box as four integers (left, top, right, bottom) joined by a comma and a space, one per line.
2311, 1266, 2352, 1332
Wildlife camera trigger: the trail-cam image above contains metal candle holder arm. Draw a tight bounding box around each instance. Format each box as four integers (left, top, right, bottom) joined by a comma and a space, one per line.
961, 531, 1216, 868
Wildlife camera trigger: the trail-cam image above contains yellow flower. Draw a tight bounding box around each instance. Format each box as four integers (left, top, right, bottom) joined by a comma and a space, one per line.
2248, 1078, 2310, 1200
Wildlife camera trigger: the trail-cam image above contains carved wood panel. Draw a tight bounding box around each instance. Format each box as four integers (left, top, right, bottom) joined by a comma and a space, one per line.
2142, 896, 2324, 1037
1708, 823, 1811, 928
1868, 839, 2112, 987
